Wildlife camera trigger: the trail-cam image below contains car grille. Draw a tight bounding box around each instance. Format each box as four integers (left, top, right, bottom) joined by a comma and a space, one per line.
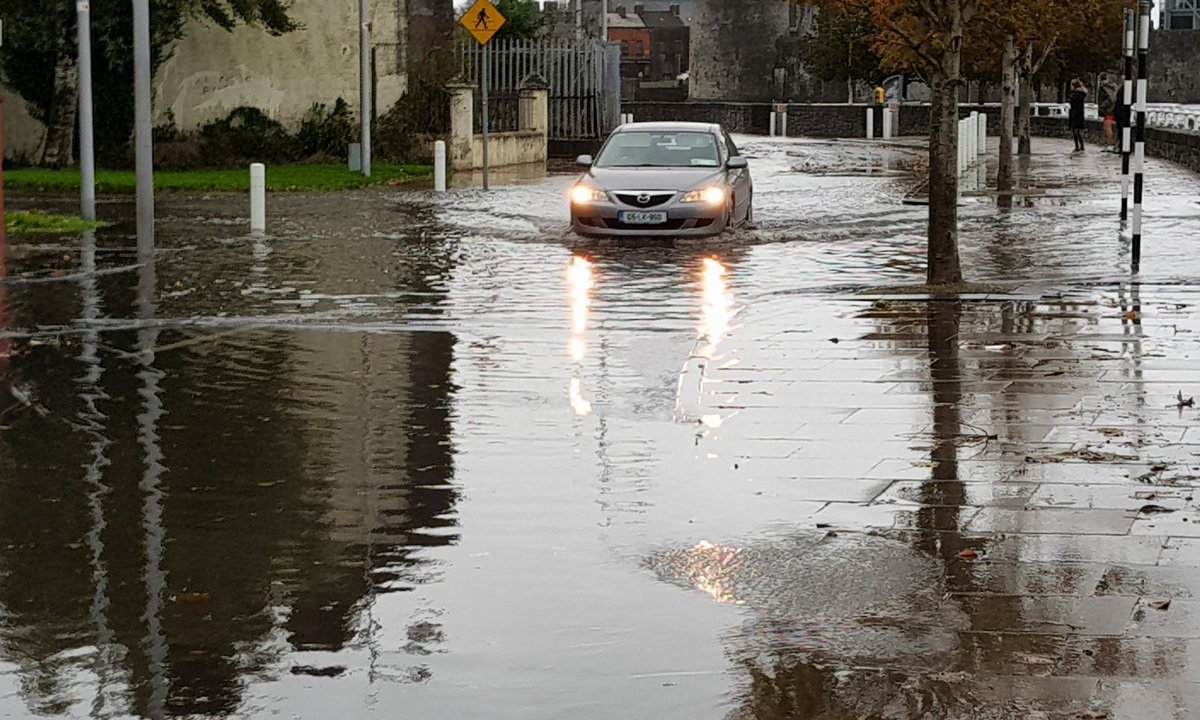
603, 218, 687, 230
614, 192, 675, 208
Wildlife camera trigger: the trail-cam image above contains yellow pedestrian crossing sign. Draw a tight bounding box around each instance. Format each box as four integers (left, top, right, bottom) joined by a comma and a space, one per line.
460, 0, 506, 45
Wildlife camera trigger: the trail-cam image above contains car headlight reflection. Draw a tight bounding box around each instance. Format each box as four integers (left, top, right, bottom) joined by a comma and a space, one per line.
571, 186, 607, 204
682, 187, 726, 206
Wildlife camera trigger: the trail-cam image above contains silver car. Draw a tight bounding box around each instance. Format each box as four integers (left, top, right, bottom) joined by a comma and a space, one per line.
570, 122, 753, 238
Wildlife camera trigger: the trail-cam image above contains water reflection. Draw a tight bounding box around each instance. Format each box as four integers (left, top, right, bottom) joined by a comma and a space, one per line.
0, 231, 462, 717
77, 231, 117, 718
567, 255, 593, 416
675, 256, 740, 426
700, 257, 734, 352
136, 249, 170, 720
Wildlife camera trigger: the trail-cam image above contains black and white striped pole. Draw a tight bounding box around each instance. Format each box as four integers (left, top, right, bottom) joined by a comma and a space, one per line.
1131, 0, 1150, 273
1120, 8, 1134, 222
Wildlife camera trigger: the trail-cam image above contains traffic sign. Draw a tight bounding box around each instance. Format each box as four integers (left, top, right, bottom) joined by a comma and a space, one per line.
460, 0, 506, 45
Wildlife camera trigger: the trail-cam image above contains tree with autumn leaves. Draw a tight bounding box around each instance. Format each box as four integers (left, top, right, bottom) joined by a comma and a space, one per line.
811, 0, 978, 285
809, 0, 1132, 285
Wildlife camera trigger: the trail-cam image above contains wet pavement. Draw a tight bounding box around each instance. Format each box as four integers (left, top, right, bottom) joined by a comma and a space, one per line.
3, 137, 1200, 718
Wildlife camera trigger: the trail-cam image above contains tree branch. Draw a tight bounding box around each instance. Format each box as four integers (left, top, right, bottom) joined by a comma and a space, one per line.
884, 21, 940, 73
1030, 34, 1059, 77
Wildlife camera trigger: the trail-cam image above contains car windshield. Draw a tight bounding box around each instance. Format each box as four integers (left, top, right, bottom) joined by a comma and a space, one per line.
594, 131, 722, 168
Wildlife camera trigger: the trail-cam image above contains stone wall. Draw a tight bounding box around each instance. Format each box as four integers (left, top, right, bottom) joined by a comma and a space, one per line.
897, 105, 1009, 137
1149, 30, 1200, 104
3, 0, 456, 161
0, 89, 45, 162
620, 100, 1200, 175
154, 0, 408, 133
625, 101, 772, 134
689, 0, 791, 102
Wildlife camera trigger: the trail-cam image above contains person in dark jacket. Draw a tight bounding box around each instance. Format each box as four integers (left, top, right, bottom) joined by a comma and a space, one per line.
1069, 78, 1088, 152
1114, 79, 1132, 153
1099, 75, 1119, 149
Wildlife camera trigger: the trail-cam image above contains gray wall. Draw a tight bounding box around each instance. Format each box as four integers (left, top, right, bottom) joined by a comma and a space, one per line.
689, 0, 790, 101
1149, 30, 1200, 104
622, 100, 1200, 173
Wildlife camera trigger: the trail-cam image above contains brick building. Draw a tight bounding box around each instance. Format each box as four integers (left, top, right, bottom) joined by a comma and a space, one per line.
637, 4, 689, 81
608, 7, 653, 79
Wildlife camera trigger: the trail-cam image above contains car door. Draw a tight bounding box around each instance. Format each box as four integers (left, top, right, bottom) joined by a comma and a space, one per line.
724, 132, 752, 222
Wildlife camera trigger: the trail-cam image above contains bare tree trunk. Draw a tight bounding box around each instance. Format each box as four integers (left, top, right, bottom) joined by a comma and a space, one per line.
39, 53, 79, 168
1017, 45, 1032, 156
998, 35, 1017, 210
928, 73, 964, 286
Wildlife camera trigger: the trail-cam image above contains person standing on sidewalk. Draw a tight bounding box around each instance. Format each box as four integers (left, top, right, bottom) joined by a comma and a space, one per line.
1114, 78, 1131, 153
1069, 78, 1088, 152
1099, 74, 1119, 150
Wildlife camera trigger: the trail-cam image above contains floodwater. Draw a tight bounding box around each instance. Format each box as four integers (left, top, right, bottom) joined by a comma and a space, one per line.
3, 137, 1200, 719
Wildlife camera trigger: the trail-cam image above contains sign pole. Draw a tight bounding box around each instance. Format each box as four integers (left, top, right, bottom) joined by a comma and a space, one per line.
459, 0, 506, 191
1132, 0, 1150, 273
1120, 8, 1134, 223
482, 40, 490, 191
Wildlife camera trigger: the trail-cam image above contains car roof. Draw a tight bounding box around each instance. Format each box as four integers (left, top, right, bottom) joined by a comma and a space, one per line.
615, 122, 723, 134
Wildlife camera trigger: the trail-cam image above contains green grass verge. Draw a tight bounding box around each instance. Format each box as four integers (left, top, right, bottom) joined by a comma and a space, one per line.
4, 163, 434, 193
5, 211, 111, 235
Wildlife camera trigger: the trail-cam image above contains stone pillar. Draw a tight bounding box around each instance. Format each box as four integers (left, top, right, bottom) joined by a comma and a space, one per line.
519, 75, 550, 134
447, 83, 475, 171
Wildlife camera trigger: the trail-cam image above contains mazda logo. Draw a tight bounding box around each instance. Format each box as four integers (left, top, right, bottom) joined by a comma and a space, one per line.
637, 193, 651, 204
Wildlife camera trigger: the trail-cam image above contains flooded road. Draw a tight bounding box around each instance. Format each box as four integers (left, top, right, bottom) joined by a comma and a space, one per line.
4, 137, 1200, 718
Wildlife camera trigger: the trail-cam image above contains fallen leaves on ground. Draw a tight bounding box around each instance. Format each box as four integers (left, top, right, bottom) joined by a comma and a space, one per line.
956, 549, 979, 560
1149, 599, 1172, 611
170, 592, 211, 603
1028, 448, 1139, 464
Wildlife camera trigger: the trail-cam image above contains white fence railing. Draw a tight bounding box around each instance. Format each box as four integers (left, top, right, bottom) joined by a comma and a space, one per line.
1032, 102, 1200, 132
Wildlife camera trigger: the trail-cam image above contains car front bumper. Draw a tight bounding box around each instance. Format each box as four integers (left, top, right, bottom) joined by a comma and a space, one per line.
570, 200, 728, 238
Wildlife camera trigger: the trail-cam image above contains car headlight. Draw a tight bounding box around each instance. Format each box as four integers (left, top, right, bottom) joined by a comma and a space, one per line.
682, 187, 726, 206
571, 185, 607, 204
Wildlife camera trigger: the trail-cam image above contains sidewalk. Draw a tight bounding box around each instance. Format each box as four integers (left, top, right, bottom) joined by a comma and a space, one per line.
665, 272, 1200, 717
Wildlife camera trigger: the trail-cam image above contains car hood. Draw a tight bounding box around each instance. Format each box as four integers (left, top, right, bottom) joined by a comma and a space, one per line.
585, 166, 725, 191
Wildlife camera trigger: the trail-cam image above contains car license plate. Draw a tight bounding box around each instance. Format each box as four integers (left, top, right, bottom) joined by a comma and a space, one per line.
619, 211, 667, 225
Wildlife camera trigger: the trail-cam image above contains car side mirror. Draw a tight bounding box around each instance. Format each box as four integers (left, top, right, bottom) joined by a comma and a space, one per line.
576, 155, 594, 167
726, 157, 748, 170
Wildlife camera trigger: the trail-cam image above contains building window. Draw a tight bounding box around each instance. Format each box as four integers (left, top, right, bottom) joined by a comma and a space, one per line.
621, 40, 630, 56
1168, 12, 1195, 29
635, 40, 644, 56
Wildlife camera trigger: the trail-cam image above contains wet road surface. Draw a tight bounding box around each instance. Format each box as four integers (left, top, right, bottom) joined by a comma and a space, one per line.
3, 137, 1200, 718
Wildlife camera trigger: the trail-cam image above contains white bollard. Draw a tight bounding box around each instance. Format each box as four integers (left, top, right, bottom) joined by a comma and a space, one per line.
780, 111, 788, 137
866, 107, 875, 139
882, 108, 893, 140
250, 163, 266, 233
434, 140, 447, 193
977, 113, 987, 157
769, 112, 777, 138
